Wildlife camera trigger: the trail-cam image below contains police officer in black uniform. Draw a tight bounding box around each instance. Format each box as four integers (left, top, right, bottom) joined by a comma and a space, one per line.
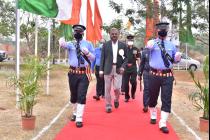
59, 24, 95, 128
138, 47, 150, 112
123, 34, 140, 102
146, 22, 181, 133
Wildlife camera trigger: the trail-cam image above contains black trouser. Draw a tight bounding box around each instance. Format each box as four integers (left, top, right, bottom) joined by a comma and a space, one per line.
95, 65, 105, 97
148, 74, 174, 113
143, 71, 150, 107
124, 71, 137, 99
121, 74, 125, 92
68, 72, 89, 104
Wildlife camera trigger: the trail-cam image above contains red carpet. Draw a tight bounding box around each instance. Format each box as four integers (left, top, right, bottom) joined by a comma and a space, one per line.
55, 84, 179, 140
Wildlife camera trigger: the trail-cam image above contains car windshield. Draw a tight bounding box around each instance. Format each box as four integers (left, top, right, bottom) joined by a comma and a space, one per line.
181, 54, 190, 59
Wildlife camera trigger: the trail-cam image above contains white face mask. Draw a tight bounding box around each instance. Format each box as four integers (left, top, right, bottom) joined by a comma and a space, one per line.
99, 44, 103, 48
127, 41, 134, 46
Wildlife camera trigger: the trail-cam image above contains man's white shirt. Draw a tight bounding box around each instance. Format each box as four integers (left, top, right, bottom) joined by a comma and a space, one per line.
112, 41, 118, 63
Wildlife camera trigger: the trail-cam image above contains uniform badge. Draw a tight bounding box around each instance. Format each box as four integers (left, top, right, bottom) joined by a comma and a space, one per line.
119, 49, 125, 59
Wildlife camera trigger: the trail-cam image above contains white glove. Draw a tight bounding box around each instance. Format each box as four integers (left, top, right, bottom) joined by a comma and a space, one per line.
146, 40, 155, 49
175, 52, 182, 62
81, 47, 89, 55
59, 37, 66, 47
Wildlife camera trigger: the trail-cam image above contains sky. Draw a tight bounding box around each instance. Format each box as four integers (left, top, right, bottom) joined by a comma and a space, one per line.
94, 0, 135, 25
97, 0, 118, 24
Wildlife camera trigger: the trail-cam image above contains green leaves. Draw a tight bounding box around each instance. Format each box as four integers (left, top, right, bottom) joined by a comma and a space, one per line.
109, 1, 123, 14
8, 56, 49, 117
188, 55, 209, 120
125, 9, 135, 16
102, 19, 123, 33
203, 55, 209, 82
0, 0, 15, 36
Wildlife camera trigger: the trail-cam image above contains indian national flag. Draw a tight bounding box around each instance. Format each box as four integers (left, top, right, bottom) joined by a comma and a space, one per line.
18, 0, 74, 20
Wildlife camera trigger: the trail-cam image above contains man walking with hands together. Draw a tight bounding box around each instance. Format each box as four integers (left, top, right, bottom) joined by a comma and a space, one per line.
99, 28, 127, 113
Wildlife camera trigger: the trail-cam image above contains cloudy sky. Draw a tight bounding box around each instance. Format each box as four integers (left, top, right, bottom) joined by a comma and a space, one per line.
95, 0, 136, 24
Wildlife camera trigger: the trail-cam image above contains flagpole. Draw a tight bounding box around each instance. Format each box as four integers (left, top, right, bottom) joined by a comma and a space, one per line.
58, 43, 61, 64
15, 0, 20, 108
34, 15, 39, 56
185, 43, 188, 70
46, 20, 51, 95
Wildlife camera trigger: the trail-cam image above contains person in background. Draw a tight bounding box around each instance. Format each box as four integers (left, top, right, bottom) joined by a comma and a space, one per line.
92, 38, 106, 101
121, 41, 128, 96
59, 24, 95, 128
138, 47, 150, 112
123, 34, 140, 102
146, 22, 181, 133
121, 76, 125, 95
99, 28, 127, 113
139, 47, 144, 59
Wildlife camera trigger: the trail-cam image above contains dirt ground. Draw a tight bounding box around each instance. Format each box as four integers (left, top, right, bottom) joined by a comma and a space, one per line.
0, 66, 209, 140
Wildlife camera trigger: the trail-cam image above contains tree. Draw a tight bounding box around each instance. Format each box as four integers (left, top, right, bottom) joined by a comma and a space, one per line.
145, 0, 154, 43
103, 19, 123, 33
0, 0, 15, 37
108, 0, 147, 44
164, 0, 209, 49
192, 0, 209, 32
20, 15, 36, 52
0, 0, 63, 57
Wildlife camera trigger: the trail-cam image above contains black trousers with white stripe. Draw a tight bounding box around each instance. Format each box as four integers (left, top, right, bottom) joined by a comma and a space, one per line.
148, 74, 174, 113
68, 72, 89, 104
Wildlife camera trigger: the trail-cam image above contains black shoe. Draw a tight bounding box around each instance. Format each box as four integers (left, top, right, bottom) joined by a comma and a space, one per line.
76, 122, 83, 128
131, 94, 135, 99
106, 108, 112, 113
124, 99, 129, 102
160, 127, 169, 133
93, 95, 100, 101
143, 106, 148, 113
70, 115, 76, 121
114, 100, 119, 108
150, 119, 156, 124
101, 95, 105, 99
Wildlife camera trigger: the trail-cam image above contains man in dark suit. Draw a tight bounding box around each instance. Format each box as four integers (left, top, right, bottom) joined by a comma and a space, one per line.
99, 28, 127, 113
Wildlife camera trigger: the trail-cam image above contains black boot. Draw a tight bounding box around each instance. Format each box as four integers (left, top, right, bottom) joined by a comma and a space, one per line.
93, 95, 100, 101
160, 127, 169, 133
131, 94, 135, 99
124, 98, 129, 102
150, 119, 156, 124
76, 122, 83, 128
143, 106, 148, 113
70, 115, 76, 121
114, 100, 119, 108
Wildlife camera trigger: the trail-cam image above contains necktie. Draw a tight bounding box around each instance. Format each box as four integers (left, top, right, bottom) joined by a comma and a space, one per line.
161, 40, 170, 68
75, 41, 84, 67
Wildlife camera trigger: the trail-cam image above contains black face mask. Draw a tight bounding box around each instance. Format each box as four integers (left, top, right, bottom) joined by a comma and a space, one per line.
158, 30, 167, 37
74, 32, 83, 40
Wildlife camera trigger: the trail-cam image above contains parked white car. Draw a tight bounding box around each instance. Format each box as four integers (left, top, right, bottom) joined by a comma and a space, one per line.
0, 50, 7, 62
173, 53, 201, 71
